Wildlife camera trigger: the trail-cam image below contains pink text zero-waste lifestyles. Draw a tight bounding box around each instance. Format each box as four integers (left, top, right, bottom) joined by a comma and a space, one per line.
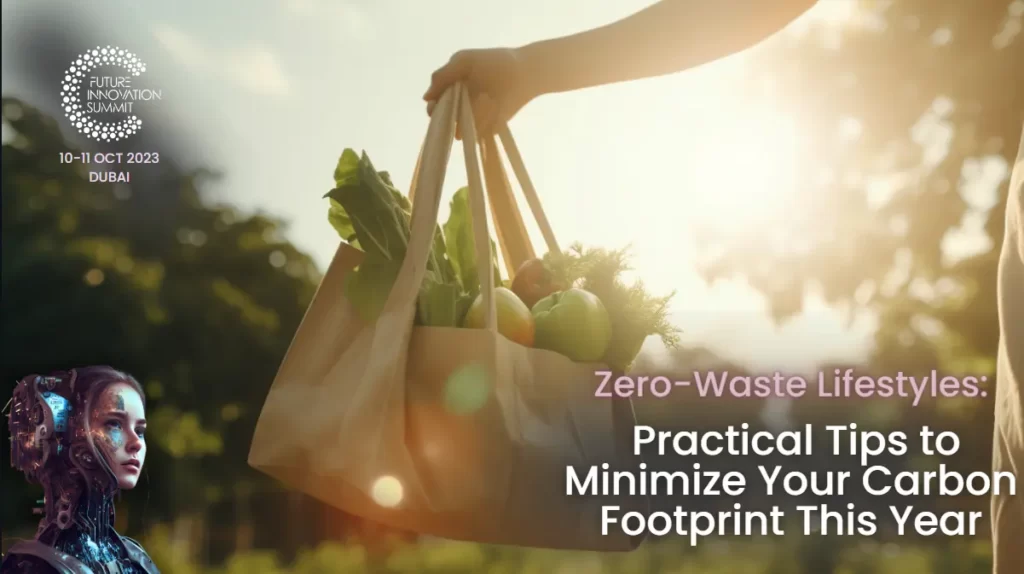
594, 369, 987, 406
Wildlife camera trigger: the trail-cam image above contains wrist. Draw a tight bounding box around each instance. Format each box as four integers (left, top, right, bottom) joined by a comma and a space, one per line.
513, 42, 552, 101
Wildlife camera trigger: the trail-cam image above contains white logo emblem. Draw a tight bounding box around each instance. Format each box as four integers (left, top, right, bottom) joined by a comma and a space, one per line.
61, 46, 161, 142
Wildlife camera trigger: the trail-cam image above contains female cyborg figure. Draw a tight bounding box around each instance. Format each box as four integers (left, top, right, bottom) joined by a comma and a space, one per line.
1, 366, 160, 574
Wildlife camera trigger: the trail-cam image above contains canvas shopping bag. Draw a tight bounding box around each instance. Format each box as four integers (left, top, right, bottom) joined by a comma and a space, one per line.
248, 83, 648, 551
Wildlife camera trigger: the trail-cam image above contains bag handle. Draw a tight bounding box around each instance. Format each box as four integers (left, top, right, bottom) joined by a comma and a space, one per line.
480, 135, 533, 278
478, 126, 562, 277
457, 85, 498, 330
378, 84, 559, 332
376, 85, 463, 327
494, 125, 560, 257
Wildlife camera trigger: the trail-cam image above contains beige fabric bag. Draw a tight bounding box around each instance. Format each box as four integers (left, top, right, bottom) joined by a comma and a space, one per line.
992, 123, 1024, 573
248, 84, 647, 551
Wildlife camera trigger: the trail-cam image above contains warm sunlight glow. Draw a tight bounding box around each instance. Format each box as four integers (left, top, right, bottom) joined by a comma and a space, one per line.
371, 475, 404, 508
686, 111, 801, 229
807, 0, 860, 25
60, 0, 880, 375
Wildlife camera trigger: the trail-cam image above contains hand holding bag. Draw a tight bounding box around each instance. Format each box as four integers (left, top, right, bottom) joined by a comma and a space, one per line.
248, 83, 648, 550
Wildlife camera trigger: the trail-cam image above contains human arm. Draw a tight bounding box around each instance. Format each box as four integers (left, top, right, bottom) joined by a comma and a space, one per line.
518, 0, 817, 95
424, 0, 819, 134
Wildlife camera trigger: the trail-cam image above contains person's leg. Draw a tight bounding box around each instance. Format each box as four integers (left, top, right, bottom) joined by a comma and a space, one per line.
992, 124, 1024, 574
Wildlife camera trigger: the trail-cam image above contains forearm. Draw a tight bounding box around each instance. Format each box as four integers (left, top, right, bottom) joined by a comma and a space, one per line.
517, 0, 817, 96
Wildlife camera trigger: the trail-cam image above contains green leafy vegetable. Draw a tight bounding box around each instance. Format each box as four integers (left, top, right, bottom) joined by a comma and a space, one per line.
328, 198, 358, 246
417, 280, 463, 327
418, 224, 463, 327
443, 187, 501, 297
332, 148, 360, 187
325, 151, 411, 323
545, 243, 680, 372
444, 188, 479, 294
324, 150, 488, 327
327, 151, 412, 248
322, 147, 676, 365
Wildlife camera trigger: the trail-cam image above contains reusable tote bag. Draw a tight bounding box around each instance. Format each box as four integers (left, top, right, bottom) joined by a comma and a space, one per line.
248, 84, 648, 551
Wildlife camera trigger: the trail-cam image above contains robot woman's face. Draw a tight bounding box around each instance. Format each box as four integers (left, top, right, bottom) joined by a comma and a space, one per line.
89, 382, 147, 490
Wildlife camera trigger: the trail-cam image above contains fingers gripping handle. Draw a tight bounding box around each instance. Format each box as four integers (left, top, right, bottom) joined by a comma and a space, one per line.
378, 84, 560, 335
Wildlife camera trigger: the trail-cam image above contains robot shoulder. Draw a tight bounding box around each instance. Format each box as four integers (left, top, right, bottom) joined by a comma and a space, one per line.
119, 536, 161, 574
1, 543, 71, 574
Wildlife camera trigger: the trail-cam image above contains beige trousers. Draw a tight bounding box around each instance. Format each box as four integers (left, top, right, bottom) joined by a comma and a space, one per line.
992, 124, 1024, 573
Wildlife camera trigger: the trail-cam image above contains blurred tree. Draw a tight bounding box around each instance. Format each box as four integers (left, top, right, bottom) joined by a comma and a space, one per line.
1, 96, 320, 559
697, 0, 1022, 376
686, 4, 1021, 569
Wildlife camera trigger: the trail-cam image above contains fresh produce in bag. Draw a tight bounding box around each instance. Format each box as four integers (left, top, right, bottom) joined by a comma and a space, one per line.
325, 149, 500, 328
463, 287, 535, 347
538, 246, 681, 371
325, 148, 680, 372
531, 287, 612, 363
509, 258, 564, 308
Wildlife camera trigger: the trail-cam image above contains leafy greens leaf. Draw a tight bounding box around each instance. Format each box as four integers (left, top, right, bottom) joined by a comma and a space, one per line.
333, 148, 361, 188
323, 150, 502, 327
328, 197, 357, 243
417, 278, 461, 327
443, 187, 502, 296
325, 151, 412, 323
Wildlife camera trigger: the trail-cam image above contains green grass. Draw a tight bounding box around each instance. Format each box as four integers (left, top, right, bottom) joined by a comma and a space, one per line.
135, 524, 994, 574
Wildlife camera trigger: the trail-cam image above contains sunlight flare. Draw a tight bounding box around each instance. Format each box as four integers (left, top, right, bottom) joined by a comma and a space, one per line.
371, 475, 404, 508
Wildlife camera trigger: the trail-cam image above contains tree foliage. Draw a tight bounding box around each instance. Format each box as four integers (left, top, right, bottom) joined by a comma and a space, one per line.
1, 96, 320, 532
696, 0, 1022, 376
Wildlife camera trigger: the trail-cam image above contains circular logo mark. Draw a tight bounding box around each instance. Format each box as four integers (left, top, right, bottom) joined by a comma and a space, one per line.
61, 46, 148, 142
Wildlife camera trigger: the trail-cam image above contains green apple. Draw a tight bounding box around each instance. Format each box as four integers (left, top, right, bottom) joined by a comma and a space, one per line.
531, 288, 612, 362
